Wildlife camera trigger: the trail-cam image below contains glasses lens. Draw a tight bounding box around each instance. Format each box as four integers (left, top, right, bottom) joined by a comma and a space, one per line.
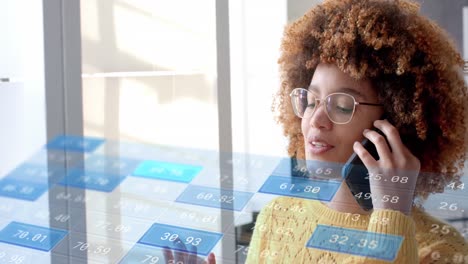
291, 89, 315, 118
326, 94, 355, 123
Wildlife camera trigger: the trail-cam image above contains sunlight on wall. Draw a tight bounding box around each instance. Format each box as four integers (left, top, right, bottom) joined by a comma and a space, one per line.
229, 0, 289, 157
80, 0, 100, 43
81, 0, 218, 150
81, 0, 289, 156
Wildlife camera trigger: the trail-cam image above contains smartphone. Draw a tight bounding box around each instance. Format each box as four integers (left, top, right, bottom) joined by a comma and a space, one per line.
341, 127, 389, 211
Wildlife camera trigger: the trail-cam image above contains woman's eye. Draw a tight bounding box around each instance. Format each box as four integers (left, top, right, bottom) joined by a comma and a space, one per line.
336, 106, 353, 113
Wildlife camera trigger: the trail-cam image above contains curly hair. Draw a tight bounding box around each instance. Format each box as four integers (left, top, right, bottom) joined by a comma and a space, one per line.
273, 0, 468, 198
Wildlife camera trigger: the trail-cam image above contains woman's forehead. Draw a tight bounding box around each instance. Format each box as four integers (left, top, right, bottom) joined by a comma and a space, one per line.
309, 63, 376, 101
308, 85, 367, 100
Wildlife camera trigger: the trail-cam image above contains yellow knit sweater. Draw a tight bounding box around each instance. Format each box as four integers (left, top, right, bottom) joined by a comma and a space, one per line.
245, 197, 468, 263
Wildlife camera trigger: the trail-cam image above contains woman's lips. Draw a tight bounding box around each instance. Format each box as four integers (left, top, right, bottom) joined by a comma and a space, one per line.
307, 141, 335, 155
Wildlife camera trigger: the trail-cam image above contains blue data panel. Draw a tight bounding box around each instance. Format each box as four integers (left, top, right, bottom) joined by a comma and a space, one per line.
176, 185, 254, 211
306, 225, 403, 261
2, 163, 66, 184
82, 155, 142, 176
272, 158, 344, 180
132, 160, 202, 183
46, 135, 104, 152
59, 169, 125, 192
0, 222, 68, 252
138, 223, 222, 256
0, 178, 49, 201
259, 175, 341, 201
27, 149, 84, 167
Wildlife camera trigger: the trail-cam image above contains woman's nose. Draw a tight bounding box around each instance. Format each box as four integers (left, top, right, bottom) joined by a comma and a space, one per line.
308, 102, 333, 129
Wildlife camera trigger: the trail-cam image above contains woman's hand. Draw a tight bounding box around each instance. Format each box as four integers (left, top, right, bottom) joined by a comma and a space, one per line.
162, 239, 216, 264
353, 119, 421, 215
163, 251, 216, 264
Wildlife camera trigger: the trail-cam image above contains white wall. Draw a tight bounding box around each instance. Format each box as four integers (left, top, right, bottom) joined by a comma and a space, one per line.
287, 0, 322, 21
229, 0, 289, 157
80, 0, 220, 151
0, 1, 46, 176
1, 1, 20, 78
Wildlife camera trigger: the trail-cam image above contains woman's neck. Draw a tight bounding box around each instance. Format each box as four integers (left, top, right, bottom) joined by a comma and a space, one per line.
322, 182, 372, 215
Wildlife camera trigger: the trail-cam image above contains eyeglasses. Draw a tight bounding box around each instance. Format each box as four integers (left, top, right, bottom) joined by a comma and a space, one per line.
289, 88, 383, 124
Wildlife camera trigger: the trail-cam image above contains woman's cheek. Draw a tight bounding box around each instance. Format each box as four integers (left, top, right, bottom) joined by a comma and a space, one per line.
301, 119, 309, 134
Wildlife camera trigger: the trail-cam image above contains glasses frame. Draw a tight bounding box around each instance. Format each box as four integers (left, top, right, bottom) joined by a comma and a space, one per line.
289, 88, 383, 124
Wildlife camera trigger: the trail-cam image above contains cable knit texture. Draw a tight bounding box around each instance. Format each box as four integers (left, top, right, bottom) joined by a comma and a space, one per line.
246, 197, 468, 263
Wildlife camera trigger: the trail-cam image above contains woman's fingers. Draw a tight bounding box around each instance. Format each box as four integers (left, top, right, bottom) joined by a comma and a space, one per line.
372, 119, 406, 157
362, 129, 392, 161
173, 238, 188, 264
207, 253, 216, 264
188, 245, 198, 264
163, 247, 175, 263
353, 141, 378, 169
373, 119, 421, 171
163, 242, 213, 264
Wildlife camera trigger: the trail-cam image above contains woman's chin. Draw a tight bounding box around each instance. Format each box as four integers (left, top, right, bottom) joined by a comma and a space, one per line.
305, 151, 347, 164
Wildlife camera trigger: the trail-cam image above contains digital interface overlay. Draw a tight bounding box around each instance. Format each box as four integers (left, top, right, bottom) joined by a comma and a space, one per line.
0, 135, 467, 263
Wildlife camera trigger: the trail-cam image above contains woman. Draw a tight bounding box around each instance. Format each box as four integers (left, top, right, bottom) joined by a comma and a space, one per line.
246, 0, 468, 263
